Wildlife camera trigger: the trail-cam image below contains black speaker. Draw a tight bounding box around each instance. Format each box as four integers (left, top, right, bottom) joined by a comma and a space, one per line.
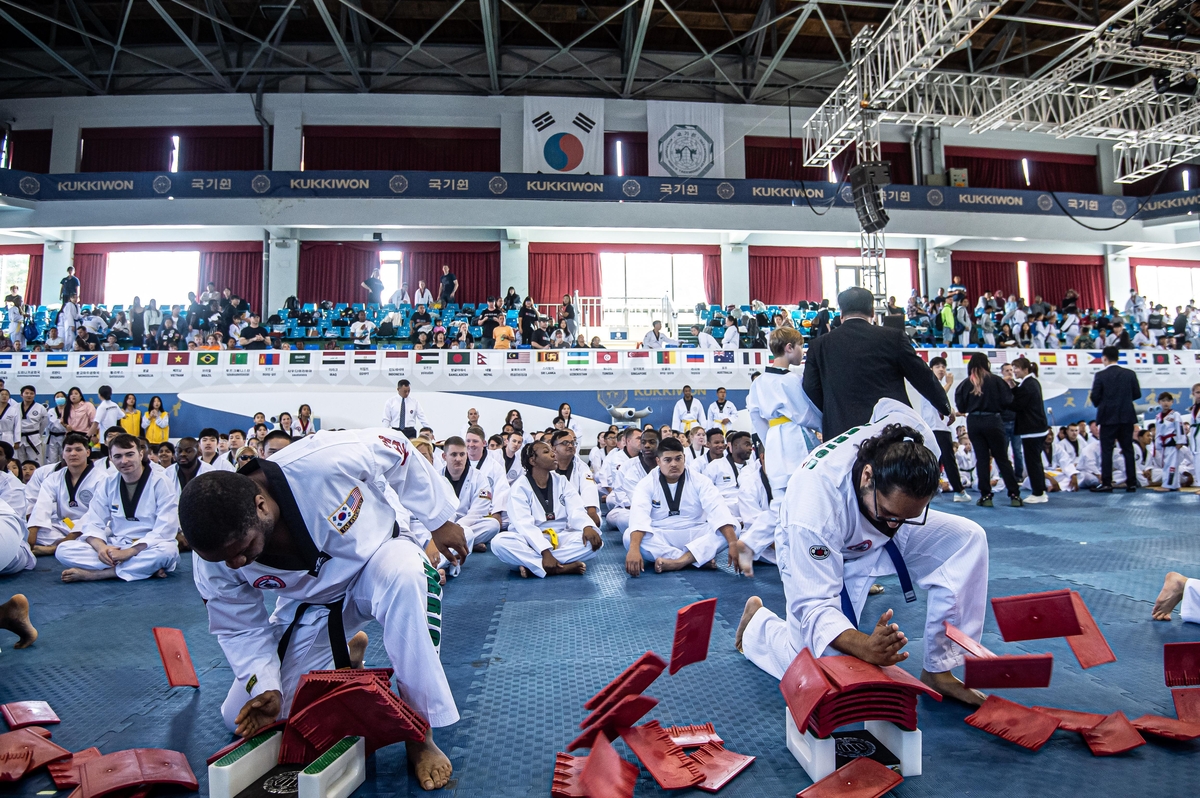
848, 161, 892, 234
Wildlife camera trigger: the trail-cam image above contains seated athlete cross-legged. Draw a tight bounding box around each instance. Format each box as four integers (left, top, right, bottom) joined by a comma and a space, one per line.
490, 441, 602, 577
624, 436, 743, 577
735, 401, 990, 706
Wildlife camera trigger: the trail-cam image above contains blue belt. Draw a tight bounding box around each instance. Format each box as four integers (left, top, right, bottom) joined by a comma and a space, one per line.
839, 539, 915, 629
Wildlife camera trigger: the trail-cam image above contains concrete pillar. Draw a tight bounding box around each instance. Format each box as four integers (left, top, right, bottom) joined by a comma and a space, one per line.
500, 111, 523, 173
48, 117, 80, 174
926, 248, 952, 295
500, 239, 528, 298
41, 240, 74, 308
267, 239, 299, 312
272, 109, 304, 171
1097, 142, 1120, 196
721, 244, 749, 306
930, 126, 946, 177
724, 123, 746, 179
1105, 249, 1131, 305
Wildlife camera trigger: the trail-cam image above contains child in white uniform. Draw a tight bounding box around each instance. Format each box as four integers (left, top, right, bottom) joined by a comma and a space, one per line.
1156, 392, 1185, 491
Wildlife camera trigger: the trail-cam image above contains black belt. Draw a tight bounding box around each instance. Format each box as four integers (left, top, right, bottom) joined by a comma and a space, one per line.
277, 599, 352, 670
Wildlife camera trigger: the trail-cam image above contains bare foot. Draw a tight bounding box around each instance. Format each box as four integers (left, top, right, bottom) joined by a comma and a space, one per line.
655, 556, 694, 573
735, 596, 763, 653
737, 541, 755, 578
921, 669, 985, 706
547, 562, 587, 576
1153, 572, 1189, 621
152, 568, 168, 578
349, 631, 368, 668
700, 559, 718, 570
0, 594, 37, 648
61, 567, 117, 582
472, 543, 488, 553
869, 584, 885, 595
407, 733, 453, 791
518, 566, 532, 579
437, 568, 446, 586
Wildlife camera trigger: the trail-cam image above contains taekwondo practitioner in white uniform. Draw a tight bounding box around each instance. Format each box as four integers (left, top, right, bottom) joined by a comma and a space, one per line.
689, 429, 725, 475
25, 461, 57, 517
55, 433, 180, 583
1052, 426, 1084, 491
0, 442, 27, 515
703, 430, 752, 522
598, 428, 636, 498
671, 386, 708, 434
736, 400, 990, 707
0, 396, 18, 448
606, 429, 658, 534
439, 437, 500, 563
624, 436, 742, 577
162, 437, 215, 497
16, 387, 47, 465
1133, 431, 1162, 488
490, 441, 603, 578
1189, 384, 1200, 476
500, 431, 525, 485
180, 427, 470, 792
1156, 392, 1185, 491
736, 451, 777, 577
551, 429, 601, 528
0, 497, 33, 576
707, 387, 738, 432
199, 428, 235, 472
746, 327, 821, 503
463, 427, 508, 538
26, 433, 102, 556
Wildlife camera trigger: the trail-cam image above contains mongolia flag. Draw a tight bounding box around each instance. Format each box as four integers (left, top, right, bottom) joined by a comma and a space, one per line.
258, 353, 280, 366
135, 352, 158, 365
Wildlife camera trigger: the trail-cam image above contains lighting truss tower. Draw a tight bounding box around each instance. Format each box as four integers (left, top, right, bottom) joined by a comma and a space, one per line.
853, 31, 888, 312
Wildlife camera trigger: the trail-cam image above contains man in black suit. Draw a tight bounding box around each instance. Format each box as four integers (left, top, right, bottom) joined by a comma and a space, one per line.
803, 286, 952, 438
1089, 345, 1141, 492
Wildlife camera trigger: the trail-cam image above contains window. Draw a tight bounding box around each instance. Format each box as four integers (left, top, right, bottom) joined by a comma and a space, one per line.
1135, 265, 1200, 309
0, 255, 29, 300
1017, 261, 1030, 305
105, 251, 199, 307
599, 252, 706, 308
823, 256, 913, 304
378, 251, 403, 301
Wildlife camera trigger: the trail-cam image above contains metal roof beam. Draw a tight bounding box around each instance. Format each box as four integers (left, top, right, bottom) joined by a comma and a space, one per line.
311, 0, 367, 90
145, 0, 232, 89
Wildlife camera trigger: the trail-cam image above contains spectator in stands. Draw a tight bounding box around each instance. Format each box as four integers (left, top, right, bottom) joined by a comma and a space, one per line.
59, 266, 79, 305
947, 275, 967, 299
388, 282, 410, 306
144, 299, 163, 332
237, 314, 269, 350
101, 333, 119, 352
3, 285, 19, 310
551, 329, 569, 349
560, 295, 578, 338
158, 317, 182, 350
642, 320, 678, 349
361, 267, 385, 305
350, 310, 375, 349
410, 303, 432, 336
529, 317, 552, 349
478, 297, 502, 348
413, 279, 433, 307
1102, 320, 1133, 349
437, 265, 458, 307
1061, 288, 1080, 314
692, 324, 719, 349
721, 316, 740, 350
493, 314, 515, 349
63, 387, 96, 440
73, 325, 97, 352
109, 312, 130, 340
503, 286, 521, 310
589, 336, 604, 348
199, 281, 220, 305
518, 297, 538, 342
142, 396, 170, 445
43, 328, 63, 352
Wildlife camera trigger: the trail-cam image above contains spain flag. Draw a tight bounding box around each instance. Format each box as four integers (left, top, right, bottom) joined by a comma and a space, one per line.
1039, 352, 1057, 365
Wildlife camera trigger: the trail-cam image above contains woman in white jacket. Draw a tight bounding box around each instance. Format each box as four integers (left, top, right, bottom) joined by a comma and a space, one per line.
489, 441, 602, 578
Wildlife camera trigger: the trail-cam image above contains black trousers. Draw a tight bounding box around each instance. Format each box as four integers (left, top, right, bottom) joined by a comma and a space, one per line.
1020, 437, 1047, 496
1100, 423, 1137, 487
933, 430, 964, 493
967, 414, 1021, 498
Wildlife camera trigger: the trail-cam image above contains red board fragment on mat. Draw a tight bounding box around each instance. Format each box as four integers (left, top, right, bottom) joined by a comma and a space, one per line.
583, 651, 667, 710
579, 735, 637, 798
1173, 688, 1200, 723
1164, 641, 1200, 687
1131, 714, 1200, 741
963, 654, 1053, 689
1, 701, 59, 730
47, 748, 101, 789
77, 749, 197, 798
779, 649, 835, 734
991, 590, 1082, 642
666, 723, 723, 748
964, 696, 1059, 751
688, 742, 755, 793
288, 680, 428, 755
1031, 707, 1106, 733
618, 722, 704, 790
669, 598, 717, 675
1081, 712, 1145, 756
797, 756, 903, 798
944, 621, 994, 659
581, 653, 666, 728
152, 628, 199, 688
1065, 592, 1116, 669
568, 694, 659, 751
0, 727, 70, 781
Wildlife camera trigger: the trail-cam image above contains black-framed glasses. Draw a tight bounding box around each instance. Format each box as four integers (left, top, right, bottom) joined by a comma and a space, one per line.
873, 488, 930, 527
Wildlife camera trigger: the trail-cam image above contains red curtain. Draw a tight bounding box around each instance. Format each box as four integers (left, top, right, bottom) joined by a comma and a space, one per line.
24, 255, 42, 306
408, 250, 500, 305
200, 251, 263, 314
744, 138, 913, 184
179, 127, 266, 171
1028, 161, 1099, 194
946, 147, 1098, 192
945, 155, 1023, 190
1029, 261, 1106, 312
528, 251, 602, 306
950, 258, 1019, 303
297, 243, 380, 305
1123, 164, 1190, 197
604, 133, 649, 176
748, 252, 822, 305
7, 129, 52, 173
72, 253, 107, 305
703, 254, 722, 306
302, 127, 501, 171
80, 129, 173, 172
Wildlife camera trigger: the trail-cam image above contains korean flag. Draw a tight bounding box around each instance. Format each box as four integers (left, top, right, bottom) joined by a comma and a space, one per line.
523, 96, 605, 175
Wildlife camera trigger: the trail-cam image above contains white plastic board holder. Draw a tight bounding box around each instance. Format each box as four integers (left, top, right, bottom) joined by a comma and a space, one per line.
784, 710, 923, 782
299, 736, 366, 798
208, 729, 283, 798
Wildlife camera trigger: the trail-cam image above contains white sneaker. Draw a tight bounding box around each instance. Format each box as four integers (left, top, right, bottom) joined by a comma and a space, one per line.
1024, 493, 1048, 504
953, 491, 972, 502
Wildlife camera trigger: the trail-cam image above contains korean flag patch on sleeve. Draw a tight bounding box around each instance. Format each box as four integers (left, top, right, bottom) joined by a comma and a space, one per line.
328, 486, 364, 534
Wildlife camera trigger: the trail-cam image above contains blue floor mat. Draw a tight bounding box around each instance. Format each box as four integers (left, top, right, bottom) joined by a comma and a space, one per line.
2, 491, 1199, 797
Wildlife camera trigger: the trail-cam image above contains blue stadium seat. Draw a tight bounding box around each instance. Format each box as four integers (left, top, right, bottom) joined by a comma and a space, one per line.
305, 343, 319, 350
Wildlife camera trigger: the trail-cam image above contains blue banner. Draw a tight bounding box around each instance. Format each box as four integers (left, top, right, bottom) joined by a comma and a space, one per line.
1, 167, 1188, 221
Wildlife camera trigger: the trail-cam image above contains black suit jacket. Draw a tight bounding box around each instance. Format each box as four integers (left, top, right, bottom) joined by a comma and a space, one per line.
1090, 364, 1140, 425
803, 317, 952, 438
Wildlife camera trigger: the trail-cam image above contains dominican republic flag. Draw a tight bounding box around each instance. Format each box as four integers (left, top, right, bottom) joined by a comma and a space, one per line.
20, 354, 35, 367
259, 353, 279, 366
1134, 352, 1148, 364
523, 96, 604, 174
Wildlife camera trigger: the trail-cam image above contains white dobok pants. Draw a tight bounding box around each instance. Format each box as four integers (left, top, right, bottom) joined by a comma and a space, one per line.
1183, 578, 1200, 624
219, 537, 458, 732
622, 523, 726, 568
55, 539, 179, 581
742, 509, 988, 677
739, 510, 778, 565
489, 526, 599, 578
0, 525, 34, 575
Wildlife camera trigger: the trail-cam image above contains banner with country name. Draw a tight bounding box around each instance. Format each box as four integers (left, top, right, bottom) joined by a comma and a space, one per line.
523, 96, 604, 175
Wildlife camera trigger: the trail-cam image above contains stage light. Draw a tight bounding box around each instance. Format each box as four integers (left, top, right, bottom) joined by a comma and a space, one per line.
848, 161, 891, 234
1131, 28, 1145, 48
1154, 69, 1173, 94
1166, 12, 1188, 42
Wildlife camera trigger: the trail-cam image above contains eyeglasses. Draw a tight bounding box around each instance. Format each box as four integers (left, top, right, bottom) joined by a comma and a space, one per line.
873, 487, 930, 527
237, 454, 256, 462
